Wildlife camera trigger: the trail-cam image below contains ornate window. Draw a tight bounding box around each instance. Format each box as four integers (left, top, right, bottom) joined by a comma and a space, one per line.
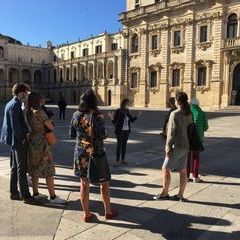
197, 67, 207, 86
200, 26, 208, 43
70, 51, 75, 59
95, 45, 102, 54
172, 69, 180, 87
0, 47, 4, 58
151, 35, 158, 50
173, 31, 181, 47
82, 48, 89, 57
147, 63, 161, 91
196, 22, 212, 50
111, 43, 118, 51
227, 14, 238, 39
131, 72, 138, 88
169, 63, 185, 92
171, 28, 185, 53
129, 66, 140, 90
131, 34, 139, 53
194, 60, 213, 92
149, 71, 157, 88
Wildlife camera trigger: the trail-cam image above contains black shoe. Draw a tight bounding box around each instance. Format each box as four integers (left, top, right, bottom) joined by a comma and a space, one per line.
153, 194, 169, 200
10, 193, 22, 201
23, 196, 40, 204
121, 160, 127, 165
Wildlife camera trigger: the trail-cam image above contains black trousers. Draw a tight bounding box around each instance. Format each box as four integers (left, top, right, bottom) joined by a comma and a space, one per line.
10, 143, 31, 198
59, 109, 66, 120
115, 131, 129, 162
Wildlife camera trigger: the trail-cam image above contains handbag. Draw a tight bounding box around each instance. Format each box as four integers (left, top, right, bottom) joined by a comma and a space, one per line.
87, 152, 111, 183
45, 131, 57, 146
87, 111, 111, 183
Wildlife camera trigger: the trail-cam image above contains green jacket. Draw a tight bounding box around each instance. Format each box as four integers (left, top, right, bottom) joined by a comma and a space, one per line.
191, 105, 208, 142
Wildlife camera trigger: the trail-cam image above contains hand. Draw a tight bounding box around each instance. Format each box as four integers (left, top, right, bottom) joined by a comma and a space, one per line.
166, 150, 172, 159
26, 133, 30, 142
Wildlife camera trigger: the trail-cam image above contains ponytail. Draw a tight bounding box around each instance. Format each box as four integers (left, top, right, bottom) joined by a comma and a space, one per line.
176, 92, 191, 116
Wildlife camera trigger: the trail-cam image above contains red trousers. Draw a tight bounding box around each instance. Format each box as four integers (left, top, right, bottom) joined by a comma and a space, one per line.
187, 151, 200, 178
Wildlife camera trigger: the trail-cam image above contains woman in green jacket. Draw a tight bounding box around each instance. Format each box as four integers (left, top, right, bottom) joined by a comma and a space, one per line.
187, 98, 208, 183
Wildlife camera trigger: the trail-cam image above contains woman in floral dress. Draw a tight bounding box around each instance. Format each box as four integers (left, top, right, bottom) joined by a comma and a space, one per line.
70, 90, 117, 222
27, 92, 65, 204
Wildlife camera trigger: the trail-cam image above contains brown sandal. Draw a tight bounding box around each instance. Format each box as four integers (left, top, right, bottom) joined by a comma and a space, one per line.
105, 209, 118, 220
83, 213, 95, 222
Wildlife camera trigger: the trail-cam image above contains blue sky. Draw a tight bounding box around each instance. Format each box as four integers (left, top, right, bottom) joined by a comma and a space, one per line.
0, 0, 126, 47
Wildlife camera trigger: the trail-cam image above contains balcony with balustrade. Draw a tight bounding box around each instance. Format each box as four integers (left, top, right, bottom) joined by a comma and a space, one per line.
222, 37, 240, 50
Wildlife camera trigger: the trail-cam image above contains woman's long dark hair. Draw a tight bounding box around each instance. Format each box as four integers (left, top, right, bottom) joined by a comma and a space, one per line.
176, 92, 191, 116
78, 90, 98, 113
27, 92, 42, 110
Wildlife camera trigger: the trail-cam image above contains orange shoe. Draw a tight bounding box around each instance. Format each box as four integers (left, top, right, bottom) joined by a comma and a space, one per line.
105, 209, 118, 220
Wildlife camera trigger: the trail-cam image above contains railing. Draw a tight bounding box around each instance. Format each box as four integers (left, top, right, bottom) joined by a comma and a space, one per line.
119, 0, 194, 21
222, 37, 240, 48
58, 52, 118, 65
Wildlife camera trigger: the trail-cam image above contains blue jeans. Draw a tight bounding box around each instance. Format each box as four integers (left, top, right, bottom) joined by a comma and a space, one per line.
10, 143, 31, 198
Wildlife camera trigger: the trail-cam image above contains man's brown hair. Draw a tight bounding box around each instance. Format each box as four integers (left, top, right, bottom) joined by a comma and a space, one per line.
12, 83, 30, 96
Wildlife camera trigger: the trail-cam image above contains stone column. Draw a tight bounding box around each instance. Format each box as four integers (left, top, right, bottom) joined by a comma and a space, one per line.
139, 24, 148, 107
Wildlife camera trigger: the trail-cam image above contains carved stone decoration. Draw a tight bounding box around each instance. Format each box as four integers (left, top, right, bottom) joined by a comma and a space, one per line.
169, 86, 182, 93
149, 49, 161, 57
194, 86, 210, 93
196, 42, 212, 50
129, 53, 140, 60
171, 46, 185, 54
139, 28, 147, 35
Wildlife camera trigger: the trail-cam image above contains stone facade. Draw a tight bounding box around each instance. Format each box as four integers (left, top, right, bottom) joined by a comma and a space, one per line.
1, 0, 240, 109
120, 0, 240, 109
0, 37, 54, 101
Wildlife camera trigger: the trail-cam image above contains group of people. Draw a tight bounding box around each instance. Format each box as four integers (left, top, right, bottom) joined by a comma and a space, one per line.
0, 82, 208, 222
154, 92, 208, 201
0, 83, 65, 204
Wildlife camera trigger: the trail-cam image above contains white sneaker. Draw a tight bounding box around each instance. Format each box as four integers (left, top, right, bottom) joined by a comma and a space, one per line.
33, 193, 48, 200
49, 196, 66, 205
193, 177, 203, 183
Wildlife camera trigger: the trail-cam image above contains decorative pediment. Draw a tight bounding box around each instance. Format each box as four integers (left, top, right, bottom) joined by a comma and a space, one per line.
169, 62, 185, 69
129, 66, 140, 72
148, 63, 162, 71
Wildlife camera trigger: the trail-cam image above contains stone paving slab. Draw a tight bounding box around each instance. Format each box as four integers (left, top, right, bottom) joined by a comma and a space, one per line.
1, 107, 240, 240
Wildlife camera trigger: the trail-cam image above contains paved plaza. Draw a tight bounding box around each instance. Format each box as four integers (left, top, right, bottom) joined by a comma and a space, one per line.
0, 105, 240, 240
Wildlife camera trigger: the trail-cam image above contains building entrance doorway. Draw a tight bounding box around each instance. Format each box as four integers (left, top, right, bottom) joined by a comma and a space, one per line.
232, 63, 240, 105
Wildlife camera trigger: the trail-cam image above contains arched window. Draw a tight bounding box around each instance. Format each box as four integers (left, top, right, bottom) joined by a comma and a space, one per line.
227, 14, 238, 38
131, 34, 139, 53
0, 47, 4, 58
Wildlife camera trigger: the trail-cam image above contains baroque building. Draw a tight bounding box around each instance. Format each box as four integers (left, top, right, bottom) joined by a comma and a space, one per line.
120, 0, 240, 108
1, 0, 240, 109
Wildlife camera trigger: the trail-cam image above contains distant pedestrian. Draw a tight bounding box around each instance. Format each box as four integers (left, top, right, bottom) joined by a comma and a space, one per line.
153, 92, 193, 201
109, 99, 142, 166
161, 97, 177, 138
26, 92, 65, 204
0, 83, 37, 204
187, 98, 208, 183
58, 97, 67, 120
69, 90, 117, 222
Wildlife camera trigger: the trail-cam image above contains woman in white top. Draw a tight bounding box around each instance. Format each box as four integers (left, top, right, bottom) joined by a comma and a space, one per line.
110, 99, 141, 166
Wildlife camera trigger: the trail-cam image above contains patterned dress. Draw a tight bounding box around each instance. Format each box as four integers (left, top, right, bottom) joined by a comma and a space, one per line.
69, 110, 108, 179
27, 109, 55, 177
